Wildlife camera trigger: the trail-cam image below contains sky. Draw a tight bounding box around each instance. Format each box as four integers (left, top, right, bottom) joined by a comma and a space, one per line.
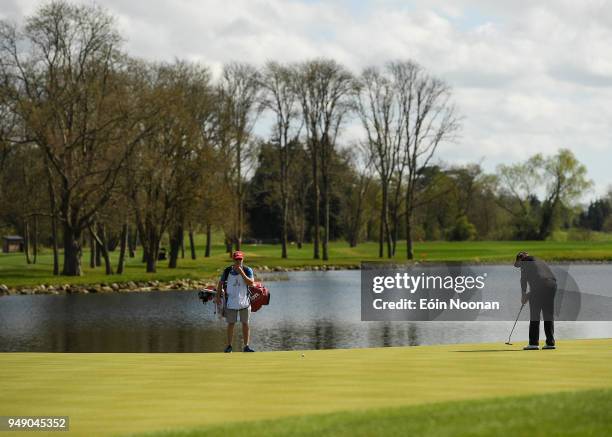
2, 0, 611, 201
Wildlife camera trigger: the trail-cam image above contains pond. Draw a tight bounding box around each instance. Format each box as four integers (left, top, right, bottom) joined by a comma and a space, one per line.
1, 267, 611, 352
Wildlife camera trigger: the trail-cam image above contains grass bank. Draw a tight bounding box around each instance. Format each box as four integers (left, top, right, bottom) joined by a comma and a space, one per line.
1, 238, 612, 288
140, 389, 612, 437
1, 339, 611, 436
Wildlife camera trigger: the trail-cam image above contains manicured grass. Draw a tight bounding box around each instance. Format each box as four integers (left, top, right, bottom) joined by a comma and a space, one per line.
1, 237, 612, 288
141, 388, 612, 437
1, 339, 611, 436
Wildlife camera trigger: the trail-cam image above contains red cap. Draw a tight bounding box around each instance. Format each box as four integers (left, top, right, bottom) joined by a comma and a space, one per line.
232, 251, 244, 260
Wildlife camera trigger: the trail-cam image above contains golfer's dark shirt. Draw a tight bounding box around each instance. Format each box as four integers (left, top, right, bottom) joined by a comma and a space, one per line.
520, 256, 556, 293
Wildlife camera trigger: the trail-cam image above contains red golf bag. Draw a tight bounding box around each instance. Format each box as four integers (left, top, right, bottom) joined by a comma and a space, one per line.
248, 282, 270, 312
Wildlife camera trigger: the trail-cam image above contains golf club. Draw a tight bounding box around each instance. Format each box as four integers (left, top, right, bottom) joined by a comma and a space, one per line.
505, 303, 525, 345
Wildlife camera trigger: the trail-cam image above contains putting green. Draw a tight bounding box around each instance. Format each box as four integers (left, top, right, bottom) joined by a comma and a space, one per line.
1, 339, 611, 436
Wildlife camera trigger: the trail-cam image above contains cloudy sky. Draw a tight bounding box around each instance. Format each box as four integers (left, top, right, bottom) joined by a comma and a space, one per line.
3, 0, 611, 201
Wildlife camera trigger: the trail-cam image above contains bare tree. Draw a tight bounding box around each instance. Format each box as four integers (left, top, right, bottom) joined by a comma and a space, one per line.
342, 144, 374, 247
287, 142, 311, 249
294, 59, 353, 260
390, 61, 459, 259
218, 62, 261, 251
259, 61, 301, 258
355, 66, 404, 258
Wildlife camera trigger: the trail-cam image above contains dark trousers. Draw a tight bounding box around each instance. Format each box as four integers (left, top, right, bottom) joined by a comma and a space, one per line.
529, 284, 556, 346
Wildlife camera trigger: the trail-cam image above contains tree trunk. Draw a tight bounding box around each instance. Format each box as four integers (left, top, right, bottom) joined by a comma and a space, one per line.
539, 197, 559, 240
236, 141, 243, 251
145, 227, 159, 273
385, 210, 392, 259
141, 242, 147, 263
189, 224, 196, 260
146, 250, 157, 273
89, 231, 96, 268
47, 170, 59, 275
205, 224, 212, 258
95, 227, 102, 267
23, 219, 31, 264
117, 223, 128, 274
378, 208, 384, 257
128, 226, 136, 258
32, 215, 38, 264
297, 214, 304, 249
379, 184, 393, 258
321, 135, 330, 262
322, 184, 329, 261
180, 228, 185, 259
406, 209, 414, 260
225, 235, 232, 255
97, 223, 113, 275
50, 214, 59, 275
281, 196, 288, 259
62, 224, 83, 276
280, 140, 289, 259
169, 224, 183, 268
312, 141, 320, 260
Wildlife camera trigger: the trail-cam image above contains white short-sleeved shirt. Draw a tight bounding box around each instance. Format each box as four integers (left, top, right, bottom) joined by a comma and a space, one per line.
223, 266, 253, 310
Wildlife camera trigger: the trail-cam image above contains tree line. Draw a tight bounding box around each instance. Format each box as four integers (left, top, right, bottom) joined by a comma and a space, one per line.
0, 1, 603, 278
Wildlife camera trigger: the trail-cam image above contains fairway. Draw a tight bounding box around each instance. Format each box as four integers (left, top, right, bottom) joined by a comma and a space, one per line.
1, 339, 611, 436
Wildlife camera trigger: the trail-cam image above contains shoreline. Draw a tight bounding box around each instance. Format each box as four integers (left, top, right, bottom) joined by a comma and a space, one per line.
1, 259, 611, 297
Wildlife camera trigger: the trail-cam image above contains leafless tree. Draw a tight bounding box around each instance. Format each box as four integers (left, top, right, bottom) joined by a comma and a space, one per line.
355, 65, 404, 258
259, 61, 301, 258
390, 61, 460, 259
218, 62, 261, 251
294, 59, 353, 260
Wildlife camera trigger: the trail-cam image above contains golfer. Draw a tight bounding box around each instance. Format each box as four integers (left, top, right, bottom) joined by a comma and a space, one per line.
215, 250, 256, 353
514, 251, 557, 350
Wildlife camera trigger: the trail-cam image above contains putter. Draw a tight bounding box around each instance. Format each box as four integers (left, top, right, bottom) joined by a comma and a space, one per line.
505, 303, 525, 345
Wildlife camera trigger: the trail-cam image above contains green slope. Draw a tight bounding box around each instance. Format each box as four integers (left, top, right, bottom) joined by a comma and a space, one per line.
1, 339, 611, 436
1, 239, 612, 288
139, 388, 612, 437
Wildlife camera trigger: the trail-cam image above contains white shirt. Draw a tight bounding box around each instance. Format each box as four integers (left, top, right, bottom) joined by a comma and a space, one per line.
225, 268, 252, 310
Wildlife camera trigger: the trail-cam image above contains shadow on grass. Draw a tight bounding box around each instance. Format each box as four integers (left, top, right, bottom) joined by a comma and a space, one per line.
454, 349, 522, 353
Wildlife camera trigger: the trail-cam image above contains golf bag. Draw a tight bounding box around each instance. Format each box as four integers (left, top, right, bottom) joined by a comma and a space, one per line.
248, 282, 270, 312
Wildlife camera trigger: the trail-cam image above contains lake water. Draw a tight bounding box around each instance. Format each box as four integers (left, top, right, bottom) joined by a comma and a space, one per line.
1, 267, 611, 352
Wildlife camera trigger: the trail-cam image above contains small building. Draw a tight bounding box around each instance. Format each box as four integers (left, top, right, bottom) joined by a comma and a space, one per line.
2, 236, 24, 253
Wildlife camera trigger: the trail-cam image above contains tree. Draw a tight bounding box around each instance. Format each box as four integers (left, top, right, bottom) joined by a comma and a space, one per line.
0, 1, 148, 275
340, 145, 375, 247
496, 154, 544, 239
125, 60, 213, 273
287, 143, 311, 249
355, 65, 403, 258
580, 198, 611, 231
538, 149, 592, 239
497, 149, 592, 240
218, 62, 261, 251
390, 61, 459, 259
294, 59, 354, 260
259, 61, 301, 258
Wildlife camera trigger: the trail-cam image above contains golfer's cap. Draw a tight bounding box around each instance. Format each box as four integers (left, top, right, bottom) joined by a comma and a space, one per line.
232, 251, 244, 260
